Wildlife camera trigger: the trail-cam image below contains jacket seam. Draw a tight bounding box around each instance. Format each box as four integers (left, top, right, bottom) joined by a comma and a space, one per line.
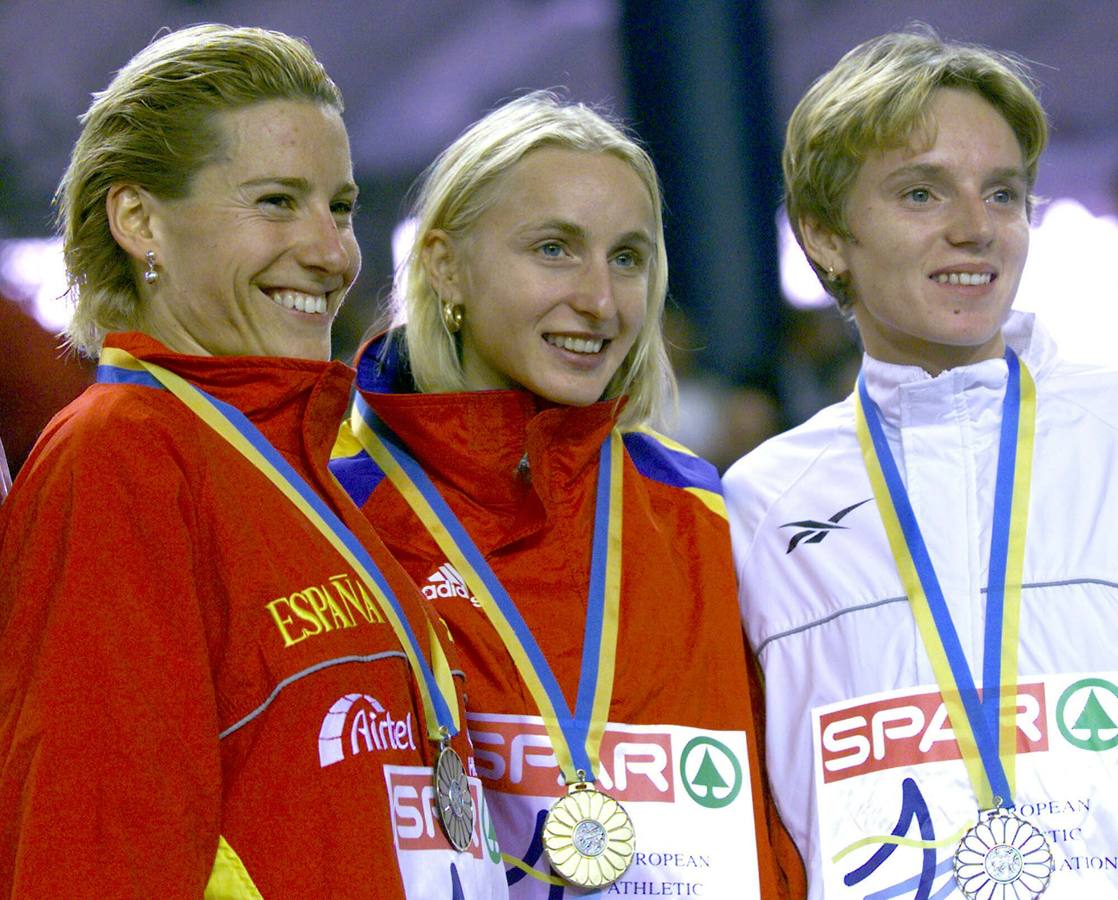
220, 651, 410, 739
757, 577, 1118, 655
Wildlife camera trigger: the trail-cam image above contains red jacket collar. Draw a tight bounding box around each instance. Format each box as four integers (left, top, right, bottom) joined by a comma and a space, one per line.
104, 331, 354, 464
352, 333, 622, 511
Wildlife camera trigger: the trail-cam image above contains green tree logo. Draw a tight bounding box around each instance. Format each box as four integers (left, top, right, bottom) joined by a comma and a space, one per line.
1056, 678, 1118, 751
480, 794, 502, 864
680, 737, 743, 809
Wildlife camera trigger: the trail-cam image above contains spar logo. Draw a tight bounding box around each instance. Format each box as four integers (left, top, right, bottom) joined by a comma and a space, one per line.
818, 683, 1049, 783
318, 693, 416, 767
680, 737, 743, 809
387, 767, 495, 861
469, 717, 675, 802
1056, 677, 1118, 751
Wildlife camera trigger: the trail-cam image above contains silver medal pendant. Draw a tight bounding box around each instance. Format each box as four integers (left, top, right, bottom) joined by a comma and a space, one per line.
434, 744, 475, 852
542, 779, 636, 888
953, 804, 1053, 898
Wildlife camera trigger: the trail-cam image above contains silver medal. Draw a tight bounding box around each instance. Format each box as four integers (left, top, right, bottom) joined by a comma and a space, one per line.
434, 744, 475, 852
953, 805, 1053, 898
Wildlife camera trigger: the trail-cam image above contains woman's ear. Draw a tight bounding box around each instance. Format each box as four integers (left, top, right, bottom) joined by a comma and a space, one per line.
421, 229, 461, 304
800, 215, 846, 277
106, 183, 157, 262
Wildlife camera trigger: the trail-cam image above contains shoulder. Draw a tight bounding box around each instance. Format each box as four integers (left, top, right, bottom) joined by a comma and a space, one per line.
14, 381, 206, 501
1015, 313, 1118, 432
622, 426, 726, 519
722, 396, 856, 545
1035, 355, 1118, 434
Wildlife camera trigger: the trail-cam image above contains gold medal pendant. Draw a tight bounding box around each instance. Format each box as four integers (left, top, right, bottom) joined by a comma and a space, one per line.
543, 779, 635, 888
953, 804, 1053, 898
434, 744, 475, 852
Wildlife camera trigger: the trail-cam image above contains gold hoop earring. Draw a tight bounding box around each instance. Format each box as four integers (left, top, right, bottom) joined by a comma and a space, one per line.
442, 301, 463, 334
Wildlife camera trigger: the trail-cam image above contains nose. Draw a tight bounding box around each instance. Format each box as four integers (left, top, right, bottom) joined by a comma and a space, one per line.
297, 206, 352, 276
570, 258, 617, 320
946, 193, 995, 248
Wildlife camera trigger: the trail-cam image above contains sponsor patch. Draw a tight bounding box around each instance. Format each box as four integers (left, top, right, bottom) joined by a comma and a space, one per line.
818, 682, 1048, 781
470, 716, 675, 802
319, 693, 416, 767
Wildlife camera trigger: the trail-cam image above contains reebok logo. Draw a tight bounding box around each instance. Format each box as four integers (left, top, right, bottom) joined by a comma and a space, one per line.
423, 563, 481, 608
780, 498, 872, 553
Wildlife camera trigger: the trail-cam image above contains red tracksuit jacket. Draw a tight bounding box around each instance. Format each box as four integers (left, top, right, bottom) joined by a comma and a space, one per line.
331, 334, 805, 898
0, 332, 506, 898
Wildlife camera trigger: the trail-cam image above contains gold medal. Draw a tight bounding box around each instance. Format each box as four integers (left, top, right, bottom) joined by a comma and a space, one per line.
434, 743, 475, 852
953, 804, 1053, 899
542, 779, 635, 888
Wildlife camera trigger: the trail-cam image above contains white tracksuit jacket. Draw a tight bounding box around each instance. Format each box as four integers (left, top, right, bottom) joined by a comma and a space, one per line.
725, 312, 1118, 899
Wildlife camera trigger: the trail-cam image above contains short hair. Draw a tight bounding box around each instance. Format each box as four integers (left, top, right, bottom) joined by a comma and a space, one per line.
784, 26, 1048, 308
57, 24, 344, 357
396, 90, 673, 428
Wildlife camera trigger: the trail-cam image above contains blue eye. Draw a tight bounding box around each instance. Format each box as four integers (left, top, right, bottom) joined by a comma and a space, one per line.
538, 241, 564, 258
906, 188, 932, 203
612, 249, 642, 269
990, 188, 1016, 204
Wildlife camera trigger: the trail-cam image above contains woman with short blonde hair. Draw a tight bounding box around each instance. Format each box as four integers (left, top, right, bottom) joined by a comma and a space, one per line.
783, 28, 1046, 309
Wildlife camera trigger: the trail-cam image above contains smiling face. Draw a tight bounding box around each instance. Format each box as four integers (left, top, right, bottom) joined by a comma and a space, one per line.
804, 88, 1031, 373
428, 147, 656, 406
138, 99, 361, 360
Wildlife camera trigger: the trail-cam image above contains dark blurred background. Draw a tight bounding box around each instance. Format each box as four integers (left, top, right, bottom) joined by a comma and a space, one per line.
2, 0, 1116, 477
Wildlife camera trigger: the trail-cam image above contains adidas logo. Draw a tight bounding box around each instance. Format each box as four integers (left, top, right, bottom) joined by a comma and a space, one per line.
423, 563, 482, 609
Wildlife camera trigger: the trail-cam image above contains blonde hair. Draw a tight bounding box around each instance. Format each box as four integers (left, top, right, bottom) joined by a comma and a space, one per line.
57, 24, 343, 357
784, 26, 1048, 308
396, 90, 673, 428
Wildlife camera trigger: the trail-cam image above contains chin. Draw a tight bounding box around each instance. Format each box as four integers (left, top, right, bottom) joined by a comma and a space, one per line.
271, 336, 332, 361
533, 384, 608, 408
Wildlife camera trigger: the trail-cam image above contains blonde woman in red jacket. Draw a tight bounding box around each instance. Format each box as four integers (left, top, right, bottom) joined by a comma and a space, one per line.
0, 25, 506, 898
331, 91, 804, 898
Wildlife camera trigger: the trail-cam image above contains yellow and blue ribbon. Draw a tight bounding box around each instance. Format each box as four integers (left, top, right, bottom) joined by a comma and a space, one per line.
853, 348, 1035, 810
349, 392, 622, 784
97, 347, 461, 741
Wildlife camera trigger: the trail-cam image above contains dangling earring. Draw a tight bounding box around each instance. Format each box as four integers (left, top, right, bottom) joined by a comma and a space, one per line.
143, 250, 159, 285
441, 300, 463, 334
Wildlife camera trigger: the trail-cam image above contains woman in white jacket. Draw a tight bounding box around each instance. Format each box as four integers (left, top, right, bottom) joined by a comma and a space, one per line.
724, 26, 1118, 900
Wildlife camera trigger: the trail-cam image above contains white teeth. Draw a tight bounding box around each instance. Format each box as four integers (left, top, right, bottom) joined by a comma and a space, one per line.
546, 335, 605, 354
933, 272, 992, 286
268, 290, 328, 315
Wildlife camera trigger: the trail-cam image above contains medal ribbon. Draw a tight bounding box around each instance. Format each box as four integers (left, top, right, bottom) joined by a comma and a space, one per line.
853, 348, 1035, 810
97, 347, 460, 740
348, 392, 622, 785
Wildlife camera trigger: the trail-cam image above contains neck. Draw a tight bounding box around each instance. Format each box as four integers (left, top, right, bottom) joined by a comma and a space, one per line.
863, 333, 1007, 377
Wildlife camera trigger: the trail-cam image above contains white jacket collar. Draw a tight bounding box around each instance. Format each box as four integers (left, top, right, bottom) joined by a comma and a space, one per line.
859, 311, 1056, 426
